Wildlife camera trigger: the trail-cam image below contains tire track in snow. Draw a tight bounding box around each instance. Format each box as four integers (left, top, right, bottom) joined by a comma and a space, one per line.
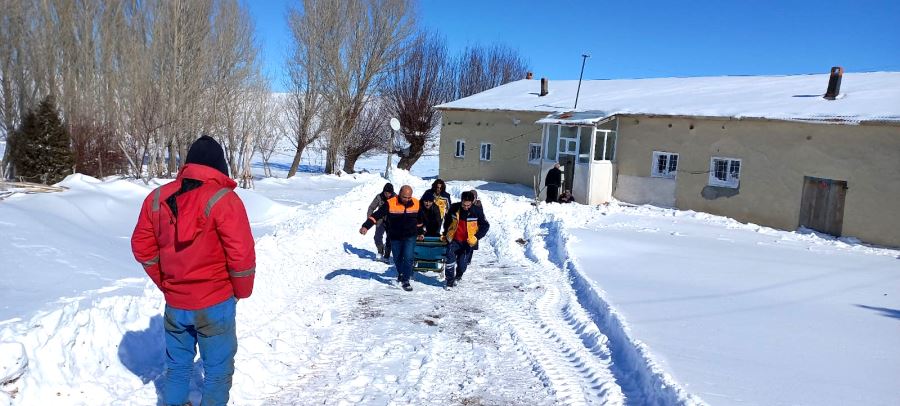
524, 209, 705, 405
256, 179, 650, 405
473, 192, 624, 405
261, 181, 553, 404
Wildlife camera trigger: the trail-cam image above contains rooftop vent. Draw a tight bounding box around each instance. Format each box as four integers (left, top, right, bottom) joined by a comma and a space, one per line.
540, 78, 548, 97
824, 66, 843, 100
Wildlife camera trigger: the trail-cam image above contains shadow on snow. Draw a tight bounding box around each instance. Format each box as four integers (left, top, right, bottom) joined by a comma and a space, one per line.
118, 314, 205, 405
855, 304, 900, 320
342, 242, 377, 260
325, 268, 397, 286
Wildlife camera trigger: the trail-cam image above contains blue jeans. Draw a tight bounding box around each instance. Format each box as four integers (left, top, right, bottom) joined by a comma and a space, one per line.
391, 236, 416, 282
445, 240, 473, 281
163, 297, 237, 406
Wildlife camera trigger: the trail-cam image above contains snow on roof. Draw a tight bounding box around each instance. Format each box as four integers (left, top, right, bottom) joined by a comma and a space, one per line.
436, 72, 900, 123
535, 111, 612, 126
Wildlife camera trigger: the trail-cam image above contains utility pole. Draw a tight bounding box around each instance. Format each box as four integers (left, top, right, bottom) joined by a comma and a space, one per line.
574, 53, 590, 109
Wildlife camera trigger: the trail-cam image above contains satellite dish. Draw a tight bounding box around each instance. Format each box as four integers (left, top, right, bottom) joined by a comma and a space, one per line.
389, 117, 400, 131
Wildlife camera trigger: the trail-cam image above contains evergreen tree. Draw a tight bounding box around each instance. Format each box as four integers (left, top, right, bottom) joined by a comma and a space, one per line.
11, 96, 74, 184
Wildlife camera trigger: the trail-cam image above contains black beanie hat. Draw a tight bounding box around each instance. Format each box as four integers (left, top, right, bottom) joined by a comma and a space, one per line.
185, 135, 229, 176
383, 183, 395, 193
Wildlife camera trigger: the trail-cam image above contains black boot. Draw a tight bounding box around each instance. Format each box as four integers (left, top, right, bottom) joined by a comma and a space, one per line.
444, 264, 456, 287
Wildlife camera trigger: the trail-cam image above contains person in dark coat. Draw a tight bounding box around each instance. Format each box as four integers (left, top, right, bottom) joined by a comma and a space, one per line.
361, 185, 422, 291
417, 194, 443, 238
367, 183, 395, 261
131, 135, 255, 406
441, 191, 489, 288
420, 179, 451, 220
545, 163, 562, 203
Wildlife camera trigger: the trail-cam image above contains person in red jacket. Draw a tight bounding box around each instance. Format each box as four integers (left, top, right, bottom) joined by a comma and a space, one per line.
131, 135, 255, 406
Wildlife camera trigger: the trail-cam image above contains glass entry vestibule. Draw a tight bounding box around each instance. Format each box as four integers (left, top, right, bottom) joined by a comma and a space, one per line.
537, 112, 618, 204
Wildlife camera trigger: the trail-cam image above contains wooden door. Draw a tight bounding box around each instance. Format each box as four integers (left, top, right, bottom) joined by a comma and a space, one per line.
799, 176, 847, 236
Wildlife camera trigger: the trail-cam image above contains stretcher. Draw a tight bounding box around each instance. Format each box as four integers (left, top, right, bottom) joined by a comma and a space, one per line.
413, 236, 446, 272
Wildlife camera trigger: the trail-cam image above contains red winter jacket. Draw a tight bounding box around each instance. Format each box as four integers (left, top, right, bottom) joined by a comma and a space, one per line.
131, 164, 256, 310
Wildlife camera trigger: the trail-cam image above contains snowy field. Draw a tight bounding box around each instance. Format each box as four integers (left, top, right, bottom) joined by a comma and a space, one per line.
1, 149, 898, 405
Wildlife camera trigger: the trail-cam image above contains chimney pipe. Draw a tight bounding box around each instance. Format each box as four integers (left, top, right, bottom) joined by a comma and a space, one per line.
526, 72, 533, 80
824, 66, 843, 100
540, 78, 548, 96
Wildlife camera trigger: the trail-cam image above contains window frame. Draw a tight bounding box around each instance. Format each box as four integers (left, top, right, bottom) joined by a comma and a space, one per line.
528, 142, 542, 163
650, 151, 679, 179
455, 139, 465, 158
480, 142, 492, 161
708, 156, 742, 188
592, 129, 617, 162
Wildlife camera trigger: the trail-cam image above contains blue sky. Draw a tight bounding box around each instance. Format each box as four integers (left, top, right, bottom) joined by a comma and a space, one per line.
248, 0, 900, 92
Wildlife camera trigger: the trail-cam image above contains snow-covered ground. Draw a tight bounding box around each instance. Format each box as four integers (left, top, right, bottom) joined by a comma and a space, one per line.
560, 204, 900, 405
1, 149, 898, 405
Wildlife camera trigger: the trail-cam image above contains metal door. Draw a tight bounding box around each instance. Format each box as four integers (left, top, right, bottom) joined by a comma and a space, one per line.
559, 154, 575, 193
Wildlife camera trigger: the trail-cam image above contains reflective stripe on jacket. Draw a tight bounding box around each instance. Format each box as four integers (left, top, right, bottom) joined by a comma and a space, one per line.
131, 164, 256, 310
443, 202, 490, 246
363, 195, 422, 239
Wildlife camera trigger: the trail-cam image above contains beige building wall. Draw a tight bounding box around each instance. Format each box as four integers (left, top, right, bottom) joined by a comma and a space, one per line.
438, 110, 547, 187
614, 115, 900, 247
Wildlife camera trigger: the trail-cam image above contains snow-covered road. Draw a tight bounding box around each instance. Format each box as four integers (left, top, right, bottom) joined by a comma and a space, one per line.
241, 178, 643, 404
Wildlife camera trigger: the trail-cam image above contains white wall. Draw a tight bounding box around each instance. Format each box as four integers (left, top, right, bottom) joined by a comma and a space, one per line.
614, 174, 677, 207
588, 161, 615, 204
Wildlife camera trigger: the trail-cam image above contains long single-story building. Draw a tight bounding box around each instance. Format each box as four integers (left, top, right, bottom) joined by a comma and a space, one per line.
435, 70, 900, 247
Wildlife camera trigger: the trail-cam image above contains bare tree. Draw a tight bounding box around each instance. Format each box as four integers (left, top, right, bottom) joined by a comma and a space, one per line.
284, 3, 328, 178
230, 75, 270, 188
456, 43, 529, 98
384, 31, 455, 170
117, 0, 165, 180
293, 0, 416, 174
152, 0, 215, 177
256, 95, 286, 178
206, 0, 259, 183
0, 0, 268, 185
0, 0, 39, 179
342, 97, 389, 174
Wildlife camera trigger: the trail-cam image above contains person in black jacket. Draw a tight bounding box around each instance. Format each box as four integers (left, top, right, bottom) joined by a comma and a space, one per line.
545, 163, 562, 203
417, 195, 443, 238
420, 179, 452, 219
367, 183, 395, 261
360, 185, 422, 291
442, 191, 489, 288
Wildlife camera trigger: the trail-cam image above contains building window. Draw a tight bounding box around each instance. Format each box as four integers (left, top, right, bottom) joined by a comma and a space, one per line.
480, 143, 492, 161
708, 157, 741, 188
578, 127, 592, 163
593, 130, 616, 161
651, 151, 678, 178
545, 125, 558, 160
528, 143, 542, 162
455, 140, 465, 158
